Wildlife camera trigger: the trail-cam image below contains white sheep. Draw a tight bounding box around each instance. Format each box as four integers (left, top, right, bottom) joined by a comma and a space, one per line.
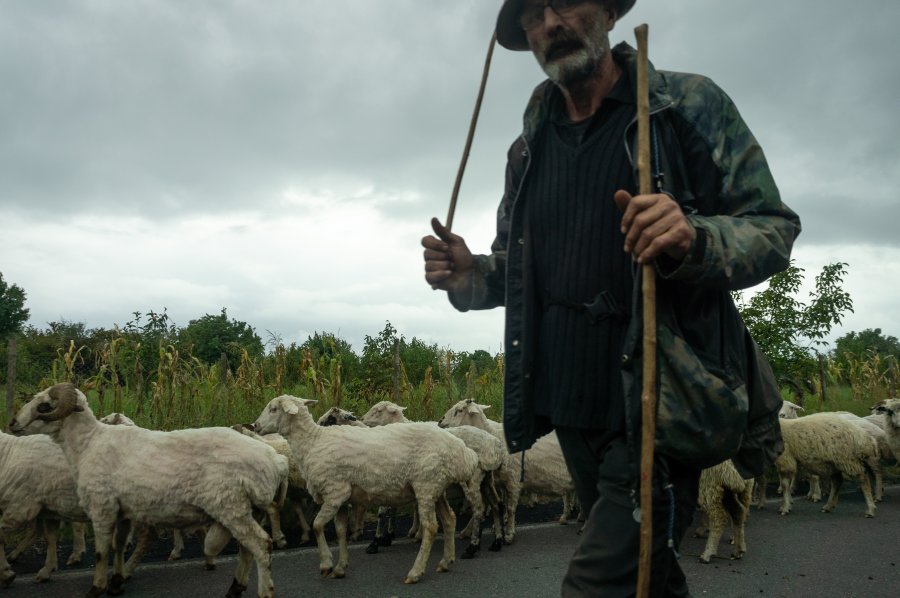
872, 398, 900, 462
437, 399, 577, 543
754, 399, 818, 508
834, 412, 892, 500
694, 460, 754, 563
10, 382, 288, 598
775, 413, 879, 517
359, 400, 506, 556
253, 394, 481, 584
0, 431, 88, 586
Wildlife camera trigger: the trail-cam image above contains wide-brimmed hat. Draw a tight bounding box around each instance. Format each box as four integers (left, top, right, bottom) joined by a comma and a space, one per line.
496, 0, 636, 51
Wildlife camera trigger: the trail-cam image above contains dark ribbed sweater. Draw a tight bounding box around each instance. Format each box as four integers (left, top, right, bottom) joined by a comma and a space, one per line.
524, 74, 636, 431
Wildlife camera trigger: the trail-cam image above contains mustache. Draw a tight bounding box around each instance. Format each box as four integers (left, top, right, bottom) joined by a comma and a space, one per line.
543, 35, 585, 61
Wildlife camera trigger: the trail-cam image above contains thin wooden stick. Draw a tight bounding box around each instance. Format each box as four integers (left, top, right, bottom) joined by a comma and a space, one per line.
446, 31, 497, 232
634, 22, 658, 598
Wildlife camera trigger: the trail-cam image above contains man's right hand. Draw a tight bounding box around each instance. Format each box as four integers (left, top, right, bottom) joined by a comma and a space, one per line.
421, 217, 474, 292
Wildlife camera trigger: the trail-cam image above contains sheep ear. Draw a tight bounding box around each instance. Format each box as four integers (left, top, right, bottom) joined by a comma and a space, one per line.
303, 399, 318, 407
282, 401, 300, 415
477, 403, 491, 411
399, 405, 407, 411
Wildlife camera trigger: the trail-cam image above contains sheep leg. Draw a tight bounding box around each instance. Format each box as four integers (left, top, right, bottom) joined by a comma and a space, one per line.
821, 473, 843, 513
106, 519, 131, 595
6, 520, 39, 563
265, 502, 287, 549
368, 507, 392, 554
348, 503, 365, 543
778, 470, 794, 515
203, 523, 233, 571
408, 508, 421, 541
35, 518, 61, 582
312, 502, 341, 576
435, 495, 457, 572
404, 498, 439, 584
168, 528, 185, 560
699, 502, 727, 564
730, 496, 750, 560
123, 525, 153, 579
0, 512, 35, 587
0, 529, 16, 588
86, 518, 116, 597
806, 474, 822, 502
503, 483, 520, 544
331, 505, 350, 578
294, 502, 312, 544
559, 491, 572, 525
855, 471, 877, 518
218, 514, 274, 598
67, 521, 87, 566
752, 474, 767, 508
460, 477, 485, 559
868, 457, 884, 502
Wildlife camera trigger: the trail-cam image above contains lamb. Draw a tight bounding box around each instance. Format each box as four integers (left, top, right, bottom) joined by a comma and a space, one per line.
775, 413, 879, 517
693, 460, 754, 563
438, 399, 577, 543
253, 394, 481, 583
872, 398, 900, 463
0, 431, 88, 587
9, 382, 288, 598
359, 400, 506, 556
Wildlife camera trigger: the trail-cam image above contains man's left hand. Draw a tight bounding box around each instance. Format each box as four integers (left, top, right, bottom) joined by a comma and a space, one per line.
613, 190, 695, 264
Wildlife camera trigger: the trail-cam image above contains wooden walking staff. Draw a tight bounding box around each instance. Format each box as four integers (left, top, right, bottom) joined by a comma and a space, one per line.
445, 32, 497, 232
634, 23, 658, 598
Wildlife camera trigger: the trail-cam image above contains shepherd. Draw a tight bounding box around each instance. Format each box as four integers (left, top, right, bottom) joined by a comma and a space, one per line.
422, 1, 800, 596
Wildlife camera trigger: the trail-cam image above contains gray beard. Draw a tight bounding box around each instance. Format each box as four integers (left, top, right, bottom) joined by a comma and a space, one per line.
536, 16, 611, 88
542, 48, 601, 86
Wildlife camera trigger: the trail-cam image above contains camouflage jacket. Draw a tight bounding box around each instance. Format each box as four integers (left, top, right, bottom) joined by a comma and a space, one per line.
449, 42, 801, 471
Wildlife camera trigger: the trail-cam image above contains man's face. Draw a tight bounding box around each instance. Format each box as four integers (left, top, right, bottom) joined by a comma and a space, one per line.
524, 0, 615, 86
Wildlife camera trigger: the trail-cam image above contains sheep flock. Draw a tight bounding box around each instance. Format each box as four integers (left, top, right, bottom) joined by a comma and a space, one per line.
2, 383, 899, 596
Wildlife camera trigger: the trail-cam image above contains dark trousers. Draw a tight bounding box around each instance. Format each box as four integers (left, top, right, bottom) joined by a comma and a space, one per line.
555, 427, 700, 598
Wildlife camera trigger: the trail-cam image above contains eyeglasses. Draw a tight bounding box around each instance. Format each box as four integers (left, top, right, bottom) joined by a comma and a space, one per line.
519, 0, 589, 31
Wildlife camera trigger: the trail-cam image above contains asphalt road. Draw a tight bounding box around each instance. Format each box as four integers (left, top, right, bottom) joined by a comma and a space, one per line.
4, 484, 899, 598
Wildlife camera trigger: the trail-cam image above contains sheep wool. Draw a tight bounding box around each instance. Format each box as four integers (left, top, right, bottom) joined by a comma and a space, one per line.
695, 460, 754, 563
0, 432, 88, 586
254, 394, 480, 584
776, 413, 879, 518
10, 383, 287, 598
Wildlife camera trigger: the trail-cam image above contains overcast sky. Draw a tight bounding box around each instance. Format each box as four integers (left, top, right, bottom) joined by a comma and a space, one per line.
2, 0, 899, 356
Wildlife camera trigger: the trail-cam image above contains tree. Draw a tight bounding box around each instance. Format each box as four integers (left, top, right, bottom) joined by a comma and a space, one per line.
177, 308, 264, 369
833, 328, 900, 364
0, 273, 29, 339
734, 261, 853, 389
1, 272, 30, 422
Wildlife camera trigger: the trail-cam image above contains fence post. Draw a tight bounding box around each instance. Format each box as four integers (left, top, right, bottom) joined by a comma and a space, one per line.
818, 355, 827, 404
392, 339, 400, 403
5, 335, 17, 424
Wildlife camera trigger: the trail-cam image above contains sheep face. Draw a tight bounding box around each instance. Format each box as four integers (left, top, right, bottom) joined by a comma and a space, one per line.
316, 407, 360, 427
779, 400, 803, 419
438, 399, 491, 428
254, 395, 317, 435
873, 398, 900, 428
9, 382, 86, 436
361, 401, 408, 426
